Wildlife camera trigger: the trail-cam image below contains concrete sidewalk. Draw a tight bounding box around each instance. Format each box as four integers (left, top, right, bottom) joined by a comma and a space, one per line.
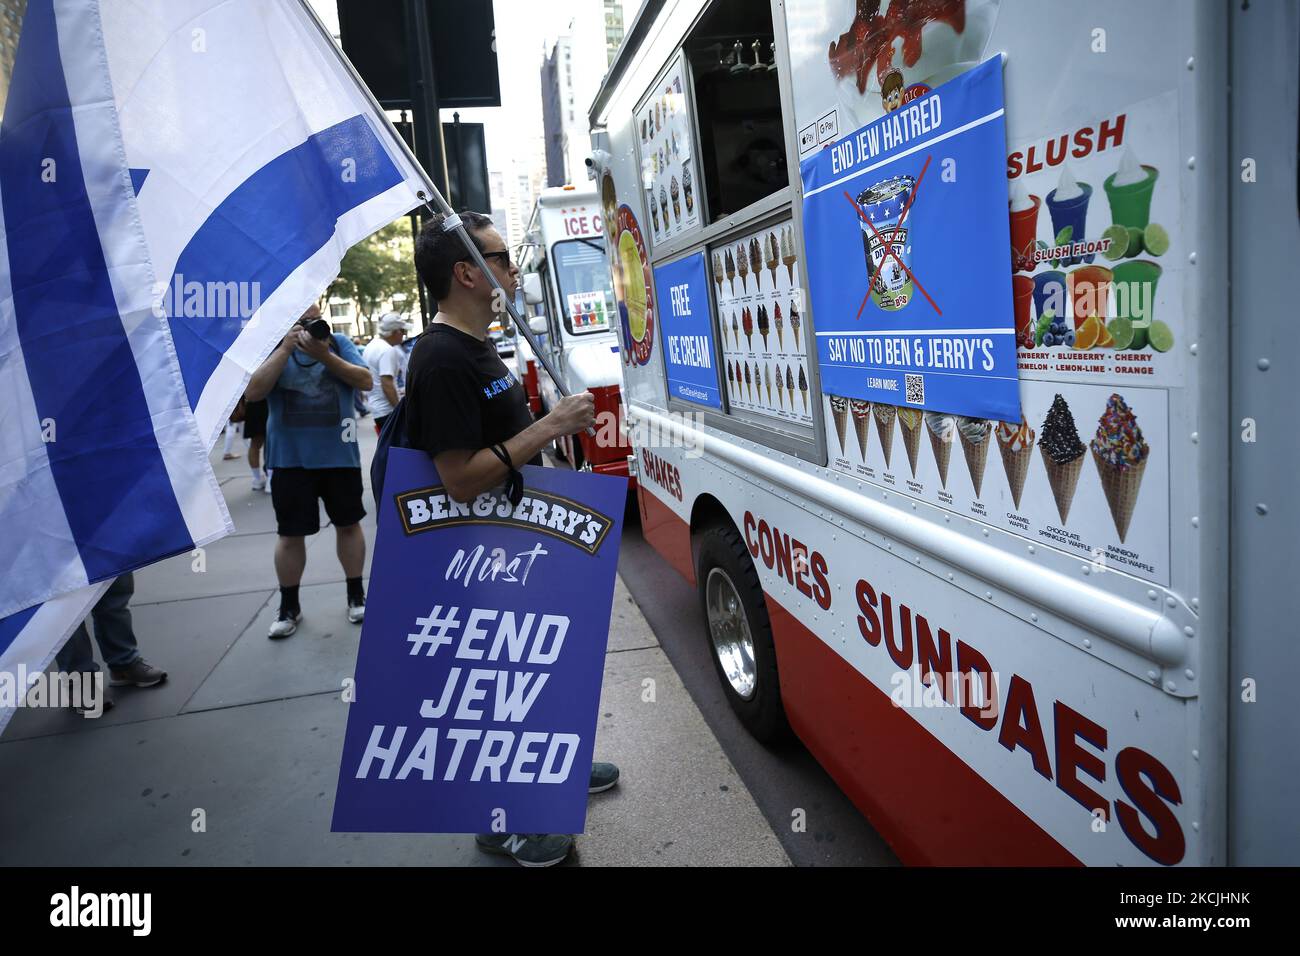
0, 425, 787, 867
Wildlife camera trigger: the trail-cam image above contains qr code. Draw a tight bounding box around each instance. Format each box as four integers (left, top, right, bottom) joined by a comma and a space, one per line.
904, 374, 925, 405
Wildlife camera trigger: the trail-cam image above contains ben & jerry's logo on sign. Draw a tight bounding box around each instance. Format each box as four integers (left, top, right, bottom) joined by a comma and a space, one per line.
395, 486, 614, 555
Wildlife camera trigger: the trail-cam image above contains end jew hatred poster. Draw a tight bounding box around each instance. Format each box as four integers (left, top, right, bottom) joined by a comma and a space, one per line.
800, 57, 1020, 423
332, 449, 627, 834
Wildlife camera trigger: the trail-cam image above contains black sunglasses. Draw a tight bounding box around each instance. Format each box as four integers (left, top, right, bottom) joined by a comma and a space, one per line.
463, 249, 512, 269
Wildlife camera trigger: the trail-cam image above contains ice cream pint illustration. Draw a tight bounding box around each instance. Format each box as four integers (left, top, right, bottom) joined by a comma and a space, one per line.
955, 416, 992, 498
897, 408, 924, 478
659, 185, 669, 225
996, 417, 1037, 511
1040, 394, 1087, 524
851, 400, 871, 460
857, 175, 915, 312
873, 403, 897, 468
683, 164, 694, 214
925, 412, 954, 488
670, 176, 681, 222
1091, 393, 1149, 542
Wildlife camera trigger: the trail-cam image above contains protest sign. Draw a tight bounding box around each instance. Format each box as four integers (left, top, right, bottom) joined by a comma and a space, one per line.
655, 250, 721, 408
332, 449, 627, 834
801, 57, 1020, 422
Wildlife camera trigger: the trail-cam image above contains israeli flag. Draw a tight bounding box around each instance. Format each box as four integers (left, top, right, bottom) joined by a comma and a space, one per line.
0, 0, 428, 727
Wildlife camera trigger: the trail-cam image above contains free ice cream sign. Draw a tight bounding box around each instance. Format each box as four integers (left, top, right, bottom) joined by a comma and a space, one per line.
331, 449, 627, 834
654, 251, 721, 408
800, 57, 1020, 422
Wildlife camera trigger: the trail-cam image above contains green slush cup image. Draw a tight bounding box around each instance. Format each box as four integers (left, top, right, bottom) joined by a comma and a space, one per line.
858, 175, 915, 312
1103, 149, 1159, 229
1111, 260, 1162, 349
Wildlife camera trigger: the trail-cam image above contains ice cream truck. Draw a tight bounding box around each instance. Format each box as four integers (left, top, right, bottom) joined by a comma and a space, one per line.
512, 185, 633, 479
588, 0, 1297, 865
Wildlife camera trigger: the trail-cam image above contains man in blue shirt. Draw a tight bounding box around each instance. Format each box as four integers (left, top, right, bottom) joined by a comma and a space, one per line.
245, 305, 373, 637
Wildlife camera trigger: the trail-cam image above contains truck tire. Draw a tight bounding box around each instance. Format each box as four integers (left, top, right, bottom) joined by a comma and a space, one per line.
696, 522, 791, 744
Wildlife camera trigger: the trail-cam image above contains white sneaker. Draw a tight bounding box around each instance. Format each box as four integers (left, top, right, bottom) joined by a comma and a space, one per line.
263, 474, 273, 494
347, 601, 365, 624
251, 475, 266, 491
268, 610, 301, 639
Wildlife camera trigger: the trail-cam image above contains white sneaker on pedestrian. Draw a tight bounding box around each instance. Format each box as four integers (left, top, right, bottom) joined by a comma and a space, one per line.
347, 600, 365, 624
268, 610, 301, 639
251, 476, 266, 491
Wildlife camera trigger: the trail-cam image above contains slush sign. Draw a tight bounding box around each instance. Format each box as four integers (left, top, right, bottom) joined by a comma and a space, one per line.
332, 449, 627, 834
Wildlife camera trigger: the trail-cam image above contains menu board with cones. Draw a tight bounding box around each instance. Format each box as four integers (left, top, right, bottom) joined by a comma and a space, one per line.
825, 379, 1170, 585
714, 218, 814, 428
636, 55, 702, 245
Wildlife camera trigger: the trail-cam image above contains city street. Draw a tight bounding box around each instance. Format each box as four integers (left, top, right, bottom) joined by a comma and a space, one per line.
0, 425, 815, 867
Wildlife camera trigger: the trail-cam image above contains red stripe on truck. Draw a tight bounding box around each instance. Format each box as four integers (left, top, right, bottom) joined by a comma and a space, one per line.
765, 594, 1081, 866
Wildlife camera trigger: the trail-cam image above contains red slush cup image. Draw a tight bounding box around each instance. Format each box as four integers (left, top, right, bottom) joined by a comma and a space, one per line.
858, 174, 916, 312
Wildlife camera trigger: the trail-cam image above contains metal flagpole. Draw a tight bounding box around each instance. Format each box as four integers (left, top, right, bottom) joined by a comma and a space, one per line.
294, 0, 575, 404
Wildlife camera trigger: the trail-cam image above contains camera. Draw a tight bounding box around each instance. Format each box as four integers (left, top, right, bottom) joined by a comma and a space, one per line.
305, 317, 331, 340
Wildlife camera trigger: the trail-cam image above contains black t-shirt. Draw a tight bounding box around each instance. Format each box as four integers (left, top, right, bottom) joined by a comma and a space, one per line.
405, 323, 542, 465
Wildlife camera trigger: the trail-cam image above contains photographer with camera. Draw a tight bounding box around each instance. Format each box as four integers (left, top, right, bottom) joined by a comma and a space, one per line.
245, 304, 373, 638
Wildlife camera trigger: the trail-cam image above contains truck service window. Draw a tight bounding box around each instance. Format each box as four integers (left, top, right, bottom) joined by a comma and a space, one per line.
552, 238, 615, 335
684, 0, 787, 222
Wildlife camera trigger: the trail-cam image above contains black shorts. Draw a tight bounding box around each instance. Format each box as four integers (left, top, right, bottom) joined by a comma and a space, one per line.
270, 467, 366, 537
243, 398, 268, 439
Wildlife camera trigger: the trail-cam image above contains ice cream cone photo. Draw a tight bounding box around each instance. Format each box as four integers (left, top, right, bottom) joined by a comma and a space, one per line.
873, 404, 897, 469
1039, 394, 1087, 524
897, 409, 923, 478
925, 412, 954, 488
775, 303, 784, 350
851, 400, 871, 460
767, 231, 779, 287
798, 365, 809, 413
830, 396, 849, 454
737, 242, 749, 292
996, 417, 1037, 511
1089, 393, 1150, 542
956, 417, 992, 498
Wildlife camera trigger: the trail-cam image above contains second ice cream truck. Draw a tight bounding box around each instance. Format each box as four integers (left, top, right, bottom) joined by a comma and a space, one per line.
588, 0, 1297, 865
513, 185, 633, 480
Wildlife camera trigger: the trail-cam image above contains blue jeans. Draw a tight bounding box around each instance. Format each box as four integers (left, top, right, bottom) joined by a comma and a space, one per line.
55, 574, 139, 674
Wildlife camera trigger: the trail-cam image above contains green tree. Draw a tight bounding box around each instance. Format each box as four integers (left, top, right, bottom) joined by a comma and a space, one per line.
326, 222, 420, 329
